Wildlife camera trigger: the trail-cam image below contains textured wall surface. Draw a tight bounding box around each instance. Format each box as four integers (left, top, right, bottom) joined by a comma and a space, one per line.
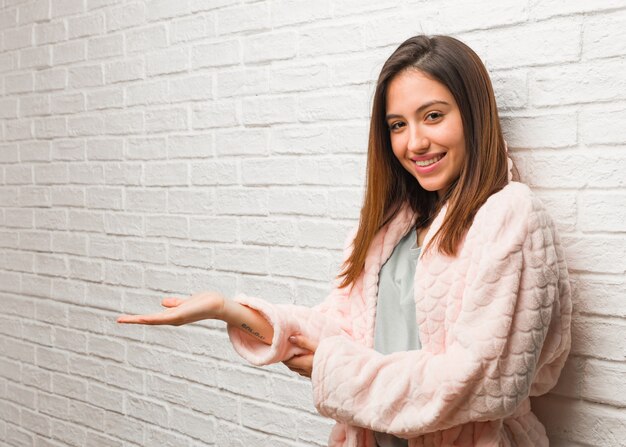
1, 0, 625, 446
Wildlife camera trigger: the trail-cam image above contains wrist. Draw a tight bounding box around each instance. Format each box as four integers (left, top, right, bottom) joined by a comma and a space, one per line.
219, 296, 235, 323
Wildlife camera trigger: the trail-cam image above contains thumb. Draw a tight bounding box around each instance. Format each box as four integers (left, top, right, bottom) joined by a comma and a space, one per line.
161, 297, 185, 308
288, 334, 318, 352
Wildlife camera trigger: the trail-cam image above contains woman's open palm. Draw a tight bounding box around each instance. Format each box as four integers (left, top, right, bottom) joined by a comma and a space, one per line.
117, 292, 226, 326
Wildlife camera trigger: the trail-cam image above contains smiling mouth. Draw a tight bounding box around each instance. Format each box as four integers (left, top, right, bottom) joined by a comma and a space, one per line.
414, 153, 446, 167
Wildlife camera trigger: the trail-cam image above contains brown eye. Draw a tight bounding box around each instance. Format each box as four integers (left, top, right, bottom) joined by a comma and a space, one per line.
389, 122, 405, 131
426, 112, 443, 121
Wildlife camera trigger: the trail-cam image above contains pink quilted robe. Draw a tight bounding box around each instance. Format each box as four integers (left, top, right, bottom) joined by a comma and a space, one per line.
227, 182, 572, 447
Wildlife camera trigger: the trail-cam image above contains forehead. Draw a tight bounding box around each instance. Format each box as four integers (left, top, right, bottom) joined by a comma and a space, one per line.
386, 69, 455, 109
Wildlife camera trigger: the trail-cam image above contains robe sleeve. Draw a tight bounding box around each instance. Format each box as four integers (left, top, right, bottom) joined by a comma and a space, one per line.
310, 195, 572, 437
226, 227, 357, 366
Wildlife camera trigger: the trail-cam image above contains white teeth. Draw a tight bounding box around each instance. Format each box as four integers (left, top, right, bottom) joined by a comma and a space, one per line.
415, 154, 444, 167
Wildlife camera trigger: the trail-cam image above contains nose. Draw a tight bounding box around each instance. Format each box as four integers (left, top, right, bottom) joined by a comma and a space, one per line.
407, 125, 429, 153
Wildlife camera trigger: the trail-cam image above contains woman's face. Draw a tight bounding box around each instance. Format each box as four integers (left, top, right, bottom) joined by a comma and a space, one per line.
385, 69, 466, 199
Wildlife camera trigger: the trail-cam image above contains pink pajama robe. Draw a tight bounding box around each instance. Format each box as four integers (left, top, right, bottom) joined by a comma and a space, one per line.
227, 181, 572, 447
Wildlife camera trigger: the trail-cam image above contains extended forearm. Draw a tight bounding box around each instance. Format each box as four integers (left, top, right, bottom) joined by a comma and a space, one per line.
221, 299, 274, 345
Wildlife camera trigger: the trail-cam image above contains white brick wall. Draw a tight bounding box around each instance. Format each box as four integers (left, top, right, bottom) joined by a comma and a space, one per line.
1, 1, 625, 446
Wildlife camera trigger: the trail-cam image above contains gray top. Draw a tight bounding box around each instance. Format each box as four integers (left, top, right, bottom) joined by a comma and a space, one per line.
373, 228, 422, 447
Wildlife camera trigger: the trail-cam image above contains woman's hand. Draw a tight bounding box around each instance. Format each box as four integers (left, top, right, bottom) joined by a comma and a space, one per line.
117, 291, 226, 326
283, 335, 318, 378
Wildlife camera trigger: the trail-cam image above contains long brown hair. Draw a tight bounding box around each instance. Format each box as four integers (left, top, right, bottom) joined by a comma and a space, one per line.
338, 35, 509, 289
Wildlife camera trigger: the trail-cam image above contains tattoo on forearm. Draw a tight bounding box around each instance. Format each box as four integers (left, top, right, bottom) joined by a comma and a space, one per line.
241, 323, 265, 341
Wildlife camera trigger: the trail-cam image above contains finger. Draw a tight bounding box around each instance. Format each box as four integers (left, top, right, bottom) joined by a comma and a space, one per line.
161, 297, 185, 308
288, 335, 318, 352
116, 311, 179, 325
284, 354, 312, 370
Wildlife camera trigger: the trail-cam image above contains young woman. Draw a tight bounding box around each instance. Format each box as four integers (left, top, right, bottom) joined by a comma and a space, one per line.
118, 35, 572, 447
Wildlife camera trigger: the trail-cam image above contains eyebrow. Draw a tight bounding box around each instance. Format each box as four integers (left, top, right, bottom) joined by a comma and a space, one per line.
385, 100, 450, 121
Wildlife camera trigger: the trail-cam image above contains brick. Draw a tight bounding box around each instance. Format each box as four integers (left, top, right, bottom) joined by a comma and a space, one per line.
145, 0, 191, 22
68, 65, 103, 88
146, 373, 189, 406
244, 31, 297, 63
271, 0, 330, 27
105, 111, 144, 135
214, 245, 268, 275
4, 25, 33, 50
169, 74, 213, 102
240, 217, 297, 246
125, 188, 167, 212
168, 134, 214, 158
300, 23, 364, 57
20, 187, 51, 207
239, 275, 294, 305
216, 67, 268, 98
19, 46, 51, 69
169, 243, 213, 269
573, 275, 626, 318
125, 25, 168, 53
533, 395, 626, 445
215, 128, 268, 156
146, 47, 189, 76
191, 39, 240, 69
191, 160, 237, 185
18, 1, 49, 24
514, 152, 626, 189
529, 0, 626, 19
501, 114, 577, 149
167, 189, 214, 214
297, 89, 371, 122
216, 3, 270, 35
52, 373, 87, 400
39, 392, 69, 419
170, 407, 216, 443
87, 139, 123, 161
579, 105, 626, 145
242, 95, 297, 126
126, 394, 168, 425
89, 235, 124, 260
214, 187, 267, 216
530, 59, 626, 106
66, 210, 105, 232
270, 125, 330, 154
146, 214, 189, 239
144, 267, 189, 293
87, 34, 123, 59
241, 400, 298, 438
125, 239, 167, 264
145, 108, 187, 133
51, 0, 84, 18
104, 363, 144, 393
145, 162, 188, 186
6, 73, 34, 94
67, 115, 105, 137
579, 192, 626, 232
52, 139, 85, 161
189, 216, 237, 242
583, 10, 626, 60
50, 420, 86, 447
105, 57, 145, 84
87, 382, 124, 412
86, 87, 123, 110
271, 62, 329, 93
69, 163, 104, 185
68, 400, 104, 431
268, 188, 327, 216
192, 100, 239, 128
68, 13, 105, 39
105, 2, 146, 32
6, 383, 37, 409
170, 13, 215, 44
126, 137, 167, 160
34, 68, 66, 91
270, 247, 332, 281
